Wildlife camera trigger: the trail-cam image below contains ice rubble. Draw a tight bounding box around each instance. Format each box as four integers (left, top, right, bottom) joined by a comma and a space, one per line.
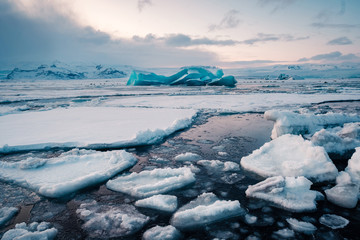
0, 107, 196, 153
142, 225, 181, 240
135, 194, 178, 212
0, 207, 18, 227
0, 149, 137, 198
197, 160, 240, 172
76, 201, 149, 238
245, 176, 321, 212
106, 167, 196, 198
240, 134, 338, 182
126, 67, 236, 87
319, 214, 349, 229
264, 110, 360, 139
174, 152, 201, 162
170, 192, 244, 230
286, 218, 317, 234
1, 222, 57, 240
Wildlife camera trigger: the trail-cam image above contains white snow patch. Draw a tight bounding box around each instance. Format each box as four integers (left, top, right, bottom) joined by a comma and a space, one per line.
1, 222, 57, 240
240, 134, 338, 182
0, 149, 137, 198
174, 152, 201, 162
197, 160, 239, 172
0, 207, 18, 227
106, 167, 196, 198
76, 201, 149, 238
286, 218, 317, 234
245, 176, 321, 212
135, 195, 178, 212
0, 107, 196, 153
170, 192, 245, 230
319, 214, 349, 229
142, 225, 181, 240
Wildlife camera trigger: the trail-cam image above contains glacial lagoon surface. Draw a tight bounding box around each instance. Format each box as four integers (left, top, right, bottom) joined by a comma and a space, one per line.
0, 68, 360, 240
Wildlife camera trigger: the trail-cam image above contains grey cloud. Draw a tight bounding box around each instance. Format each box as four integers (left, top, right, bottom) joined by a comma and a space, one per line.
258, 0, 298, 13
312, 22, 360, 29
327, 37, 352, 45
138, 0, 152, 12
240, 33, 308, 45
209, 10, 241, 31
298, 51, 360, 62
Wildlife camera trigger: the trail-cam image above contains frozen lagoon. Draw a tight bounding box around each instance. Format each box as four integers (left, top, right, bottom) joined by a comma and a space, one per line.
0, 75, 360, 239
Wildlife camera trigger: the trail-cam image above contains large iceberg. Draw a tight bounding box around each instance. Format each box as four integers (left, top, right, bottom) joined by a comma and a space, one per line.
1, 222, 57, 240
0, 107, 196, 153
0, 149, 137, 198
76, 201, 149, 238
170, 192, 244, 230
106, 167, 196, 198
245, 176, 321, 212
264, 110, 360, 139
240, 134, 338, 182
126, 67, 236, 87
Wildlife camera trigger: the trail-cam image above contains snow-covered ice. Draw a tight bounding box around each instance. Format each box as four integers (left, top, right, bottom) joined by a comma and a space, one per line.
135, 194, 178, 212
319, 214, 349, 229
106, 167, 196, 198
0, 207, 18, 227
245, 176, 321, 212
345, 147, 360, 185
0, 149, 137, 198
1, 222, 57, 240
174, 152, 201, 162
197, 160, 240, 172
286, 218, 317, 234
170, 192, 244, 230
240, 134, 338, 182
142, 225, 181, 240
0, 107, 196, 153
325, 183, 359, 208
76, 201, 149, 238
265, 110, 360, 139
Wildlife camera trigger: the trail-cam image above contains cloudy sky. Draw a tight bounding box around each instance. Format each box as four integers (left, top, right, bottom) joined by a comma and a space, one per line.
1, 0, 359, 67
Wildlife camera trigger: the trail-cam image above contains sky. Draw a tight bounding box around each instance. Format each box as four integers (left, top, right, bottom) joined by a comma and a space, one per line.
0, 0, 359, 68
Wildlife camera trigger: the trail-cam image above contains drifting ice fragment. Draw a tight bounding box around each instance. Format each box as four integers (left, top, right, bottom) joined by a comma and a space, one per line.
0, 207, 18, 227
76, 201, 149, 238
264, 110, 360, 139
170, 192, 245, 230
240, 134, 338, 182
325, 183, 359, 208
286, 218, 317, 234
272, 228, 295, 239
127, 69, 188, 86
319, 214, 349, 229
1, 222, 57, 240
174, 152, 201, 162
106, 167, 196, 198
135, 194, 178, 212
142, 225, 181, 240
197, 160, 240, 172
345, 147, 360, 185
0, 149, 137, 198
245, 176, 320, 212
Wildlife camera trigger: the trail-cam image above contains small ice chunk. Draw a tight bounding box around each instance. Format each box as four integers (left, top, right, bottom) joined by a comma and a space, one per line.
240, 134, 338, 182
1, 222, 57, 240
245, 176, 320, 212
272, 228, 295, 239
174, 152, 201, 162
245, 214, 258, 225
197, 160, 239, 172
135, 194, 178, 212
325, 184, 359, 208
345, 147, 360, 185
0, 207, 18, 227
286, 218, 317, 234
0, 149, 137, 198
319, 214, 349, 229
171, 192, 245, 230
106, 167, 196, 198
142, 225, 181, 240
76, 201, 149, 238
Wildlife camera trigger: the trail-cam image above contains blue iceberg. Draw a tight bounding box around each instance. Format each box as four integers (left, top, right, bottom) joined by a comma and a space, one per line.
126, 67, 236, 87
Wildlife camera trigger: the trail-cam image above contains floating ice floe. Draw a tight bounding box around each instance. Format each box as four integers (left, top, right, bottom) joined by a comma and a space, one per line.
271, 228, 295, 239
319, 214, 349, 229
345, 147, 360, 185
0, 207, 18, 227
325, 183, 359, 208
240, 134, 338, 182
0, 149, 137, 198
126, 67, 236, 87
264, 110, 360, 139
1, 222, 57, 240
311, 122, 360, 154
170, 192, 245, 230
197, 160, 239, 173
106, 167, 196, 198
0, 107, 196, 153
174, 152, 201, 162
142, 225, 181, 240
135, 194, 178, 212
286, 218, 317, 235
245, 176, 321, 212
76, 201, 149, 238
